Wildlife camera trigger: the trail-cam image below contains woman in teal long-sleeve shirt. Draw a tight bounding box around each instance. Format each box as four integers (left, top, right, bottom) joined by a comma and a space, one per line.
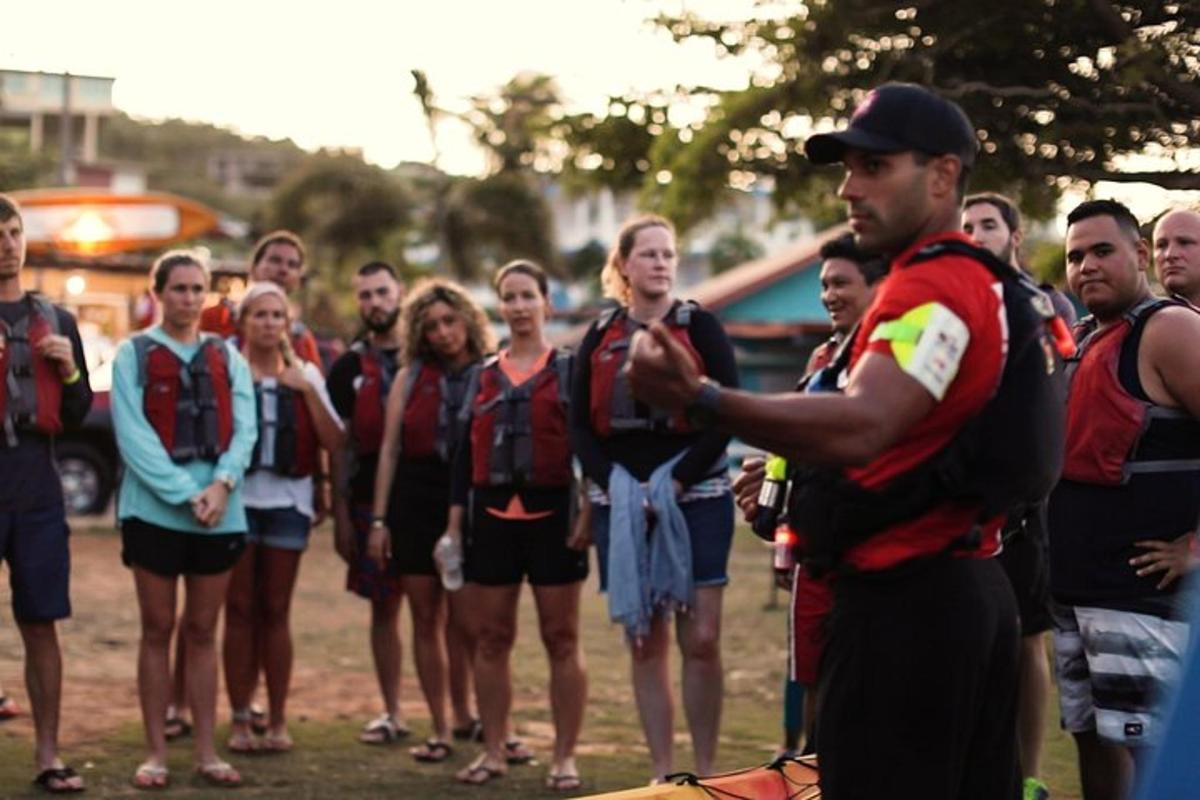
111, 250, 256, 790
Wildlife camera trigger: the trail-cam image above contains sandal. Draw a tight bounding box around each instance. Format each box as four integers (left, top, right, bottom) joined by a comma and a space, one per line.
456, 756, 506, 785
410, 738, 453, 763
164, 715, 192, 741
195, 760, 242, 788
0, 694, 20, 721
131, 762, 168, 791
34, 765, 85, 794
261, 730, 294, 753
227, 728, 261, 754
506, 738, 535, 765
451, 718, 483, 742
546, 772, 583, 792
249, 704, 268, 736
359, 713, 411, 745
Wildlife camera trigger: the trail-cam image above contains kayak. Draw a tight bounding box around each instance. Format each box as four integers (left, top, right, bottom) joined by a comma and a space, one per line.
580, 756, 820, 799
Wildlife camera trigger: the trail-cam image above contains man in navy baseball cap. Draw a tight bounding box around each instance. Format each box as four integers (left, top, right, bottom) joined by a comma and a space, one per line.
805, 82, 978, 168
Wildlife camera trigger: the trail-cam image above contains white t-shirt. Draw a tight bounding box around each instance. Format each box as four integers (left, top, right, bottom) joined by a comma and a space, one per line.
243, 361, 342, 519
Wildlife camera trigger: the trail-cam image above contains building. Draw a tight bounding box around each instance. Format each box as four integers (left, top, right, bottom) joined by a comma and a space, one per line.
0, 69, 116, 175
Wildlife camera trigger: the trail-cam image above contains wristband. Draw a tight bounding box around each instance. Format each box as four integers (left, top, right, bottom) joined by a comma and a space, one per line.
370, 518, 387, 530
61, 368, 81, 386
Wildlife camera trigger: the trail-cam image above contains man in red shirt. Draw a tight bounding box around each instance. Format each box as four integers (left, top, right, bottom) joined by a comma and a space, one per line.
630, 83, 1026, 799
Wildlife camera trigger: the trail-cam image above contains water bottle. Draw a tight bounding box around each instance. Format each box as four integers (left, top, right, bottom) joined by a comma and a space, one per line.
434, 534, 464, 591
773, 523, 798, 572
752, 455, 789, 539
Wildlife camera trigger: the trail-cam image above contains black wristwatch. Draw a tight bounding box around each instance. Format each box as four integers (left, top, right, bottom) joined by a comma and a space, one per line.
684, 377, 723, 429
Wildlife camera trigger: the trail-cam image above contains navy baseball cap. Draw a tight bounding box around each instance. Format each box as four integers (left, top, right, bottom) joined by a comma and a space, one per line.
805, 83, 978, 167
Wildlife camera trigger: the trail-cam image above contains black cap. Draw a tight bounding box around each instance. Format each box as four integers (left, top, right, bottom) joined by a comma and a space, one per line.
804, 83, 978, 167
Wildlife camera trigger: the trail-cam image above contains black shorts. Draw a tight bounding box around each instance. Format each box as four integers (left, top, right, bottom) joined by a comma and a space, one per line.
464, 486, 588, 587
389, 461, 451, 577
818, 555, 1020, 800
997, 514, 1052, 636
121, 518, 246, 578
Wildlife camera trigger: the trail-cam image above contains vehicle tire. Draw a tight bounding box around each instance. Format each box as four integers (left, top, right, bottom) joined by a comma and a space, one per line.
56, 441, 114, 516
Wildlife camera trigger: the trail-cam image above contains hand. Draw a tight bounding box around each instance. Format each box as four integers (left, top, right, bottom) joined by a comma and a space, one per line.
732, 458, 766, 523
36, 334, 77, 379
1131, 533, 1199, 590
332, 506, 356, 564
367, 523, 391, 570
567, 497, 593, 552
191, 481, 230, 528
276, 365, 310, 392
311, 478, 331, 526
626, 323, 703, 414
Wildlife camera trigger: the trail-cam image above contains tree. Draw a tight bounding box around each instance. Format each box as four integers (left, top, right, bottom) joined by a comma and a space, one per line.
568, 1, 1200, 230
709, 229, 766, 273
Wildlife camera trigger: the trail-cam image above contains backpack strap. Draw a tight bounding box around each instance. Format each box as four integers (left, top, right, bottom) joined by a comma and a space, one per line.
132, 334, 156, 386
28, 295, 61, 336
553, 349, 573, 406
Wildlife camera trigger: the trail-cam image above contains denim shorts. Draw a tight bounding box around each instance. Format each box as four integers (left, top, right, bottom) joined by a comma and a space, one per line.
592, 492, 734, 592
245, 506, 312, 552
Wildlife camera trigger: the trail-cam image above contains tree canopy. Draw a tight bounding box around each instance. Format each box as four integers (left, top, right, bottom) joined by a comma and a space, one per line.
563, 1, 1200, 231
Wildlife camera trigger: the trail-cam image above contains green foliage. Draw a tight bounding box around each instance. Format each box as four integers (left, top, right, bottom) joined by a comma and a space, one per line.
566, 239, 608, 281
0, 139, 53, 190
710, 229, 766, 273
462, 72, 564, 175
442, 172, 559, 277
1027, 237, 1068, 285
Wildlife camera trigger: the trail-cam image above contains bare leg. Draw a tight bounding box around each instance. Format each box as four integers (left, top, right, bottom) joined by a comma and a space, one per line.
369, 593, 404, 721
631, 615, 674, 782
222, 543, 258, 740
533, 581, 587, 778
676, 586, 724, 776
403, 575, 450, 740
18, 620, 73, 781
1073, 730, 1134, 800
182, 570, 234, 767
132, 567, 179, 769
1017, 632, 1051, 781
256, 545, 303, 739
463, 583, 520, 775
447, 590, 477, 730
168, 624, 188, 724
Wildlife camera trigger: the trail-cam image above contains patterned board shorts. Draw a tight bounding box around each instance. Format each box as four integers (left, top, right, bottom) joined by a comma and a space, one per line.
1051, 601, 1190, 746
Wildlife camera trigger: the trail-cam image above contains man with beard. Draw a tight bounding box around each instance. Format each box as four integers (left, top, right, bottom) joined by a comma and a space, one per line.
326, 261, 411, 742
1153, 208, 1200, 308
0, 194, 93, 793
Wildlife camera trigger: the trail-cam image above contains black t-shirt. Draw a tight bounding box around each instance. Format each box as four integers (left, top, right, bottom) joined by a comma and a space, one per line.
327, 344, 400, 506
568, 302, 738, 490
0, 296, 93, 512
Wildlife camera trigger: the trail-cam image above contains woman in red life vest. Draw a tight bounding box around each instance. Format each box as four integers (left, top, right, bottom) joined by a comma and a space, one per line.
111, 250, 257, 789
222, 283, 345, 754
439, 261, 589, 789
367, 279, 495, 759
568, 216, 738, 782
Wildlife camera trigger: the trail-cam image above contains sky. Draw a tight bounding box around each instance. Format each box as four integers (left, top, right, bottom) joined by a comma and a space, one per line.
7, 1, 1196, 222
6, 0, 759, 175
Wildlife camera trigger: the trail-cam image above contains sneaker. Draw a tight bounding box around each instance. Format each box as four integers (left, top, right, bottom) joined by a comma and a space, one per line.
1023, 777, 1050, 800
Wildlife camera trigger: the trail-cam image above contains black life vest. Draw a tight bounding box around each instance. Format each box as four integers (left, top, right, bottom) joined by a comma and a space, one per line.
0, 295, 63, 446
135, 333, 234, 463
589, 301, 705, 436
467, 350, 573, 488
248, 378, 319, 477
349, 341, 398, 457
401, 358, 473, 463
787, 239, 1068, 575
1064, 297, 1200, 485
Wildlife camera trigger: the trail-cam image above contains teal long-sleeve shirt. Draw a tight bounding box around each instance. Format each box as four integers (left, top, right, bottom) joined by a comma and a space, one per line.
111, 326, 257, 534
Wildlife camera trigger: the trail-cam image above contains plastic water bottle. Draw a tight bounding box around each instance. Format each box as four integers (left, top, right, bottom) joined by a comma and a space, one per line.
434, 535, 464, 591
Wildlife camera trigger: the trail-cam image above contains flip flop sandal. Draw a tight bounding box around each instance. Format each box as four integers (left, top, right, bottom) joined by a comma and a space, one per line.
131, 763, 168, 791
456, 761, 506, 785
410, 739, 454, 763
34, 766, 85, 794
226, 729, 262, 754
261, 731, 294, 753
359, 713, 411, 745
195, 760, 242, 788
546, 773, 583, 792
451, 718, 484, 742
0, 695, 20, 720
164, 715, 192, 741
506, 739, 535, 765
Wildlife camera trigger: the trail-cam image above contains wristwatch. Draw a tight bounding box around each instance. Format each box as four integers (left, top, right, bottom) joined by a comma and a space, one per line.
684, 377, 723, 430
217, 474, 237, 492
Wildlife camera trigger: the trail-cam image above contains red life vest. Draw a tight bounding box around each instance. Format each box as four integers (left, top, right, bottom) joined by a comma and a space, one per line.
401, 358, 473, 462
589, 301, 704, 437
468, 351, 572, 488
0, 295, 64, 446
1064, 297, 1200, 485
135, 334, 234, 463
199, 299, 237, 339
249, 378, 318, 477
349, 341, 398, 456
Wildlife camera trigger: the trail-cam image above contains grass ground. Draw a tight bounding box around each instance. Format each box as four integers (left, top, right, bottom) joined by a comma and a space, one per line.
0, 522, 1083, 798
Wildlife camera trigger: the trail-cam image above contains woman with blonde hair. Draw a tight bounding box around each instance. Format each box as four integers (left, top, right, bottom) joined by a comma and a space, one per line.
369, 278, 495, 761
569, 215, 738, 783
222, 282, 345, 754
